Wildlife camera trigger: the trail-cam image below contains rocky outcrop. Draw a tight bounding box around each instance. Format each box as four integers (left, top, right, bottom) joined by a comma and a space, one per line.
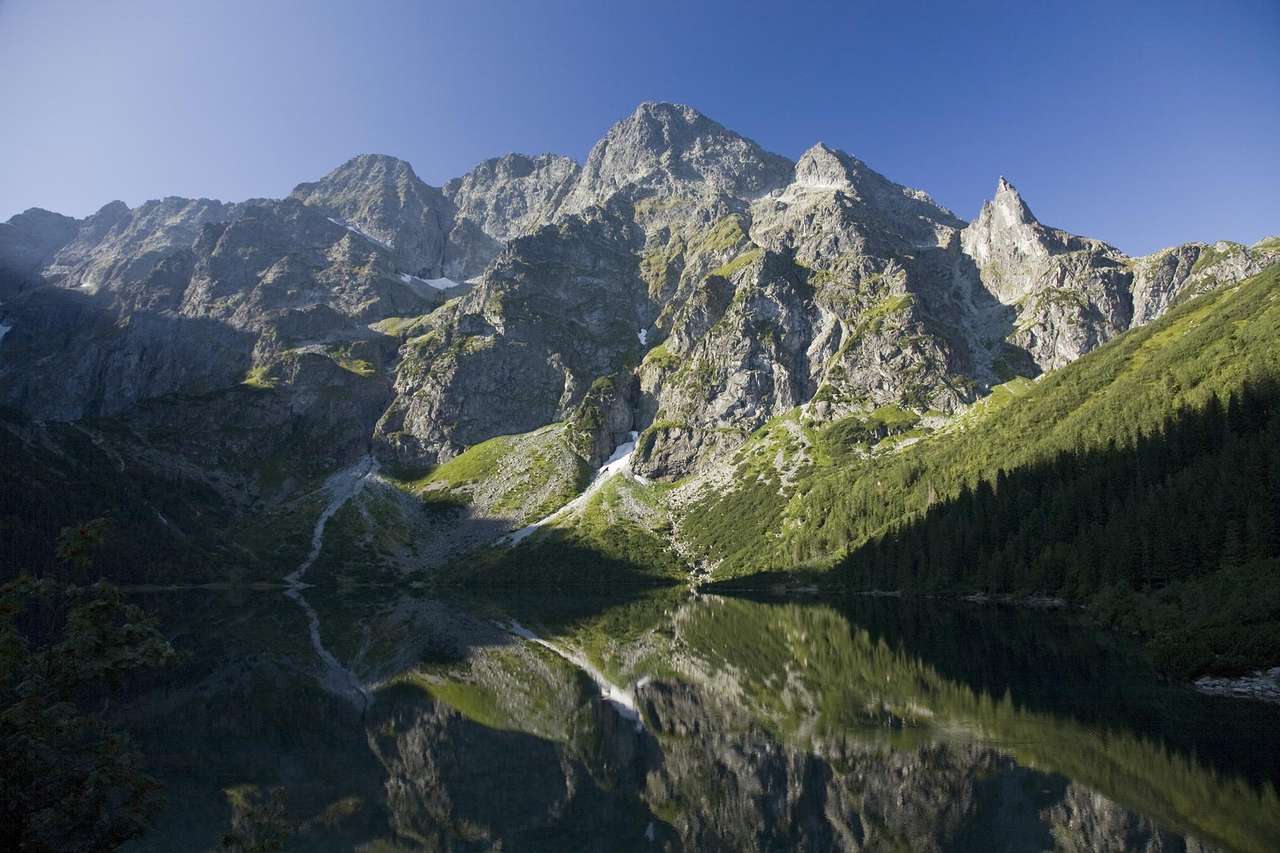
0, 207, 79, 293
443, 152, 579, 268
290, 154, 455, 280
1131, 238, 1280, 325
0, 196, 438, 419
956, 181, 1280, 373
294, 151, 582, 283
2, 99, 1275, 500
958, 178, 1133, 371
374, 205, 649, 465
1045, 784, 1217, 852
558, 101, 792, 233
631, 144, 974, 476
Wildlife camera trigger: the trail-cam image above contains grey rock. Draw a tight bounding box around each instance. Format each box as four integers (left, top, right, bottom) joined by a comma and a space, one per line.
290, 154, 454, 279
3, 99, 1275, 497
444, 152, 579, 244
558, 101, 793, 231
0, 207, 79, 292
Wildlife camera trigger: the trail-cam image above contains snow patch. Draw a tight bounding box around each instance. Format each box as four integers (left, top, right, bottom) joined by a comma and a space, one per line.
502, 619, 643, 729
637, 328, 648, 346
398, 273, 462, 298
328, 216, 392, 251
0, 322, 12, 345
501, 431, 638, 545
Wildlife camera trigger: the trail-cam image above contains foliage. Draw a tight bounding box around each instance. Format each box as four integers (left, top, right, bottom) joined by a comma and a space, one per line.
1, 570, 177, 851
671, 596, 1280, 852
839, 377, 1280, 672
710, 248, 762, 280
773, 264, 1280, 565
680, 265, 1280, 673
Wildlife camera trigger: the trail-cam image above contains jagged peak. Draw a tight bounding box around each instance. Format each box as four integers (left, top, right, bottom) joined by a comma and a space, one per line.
561, 101, 792, 211
291, 153, 428, 201
629, 100, 705, 122
330, 152, 420, 177
593, 100, 735, 153
787, 143, 961, 224
982, 175, 1037, 228
794, 142, 862, 187
451, 152, 579, 184
94, 200, 131, 217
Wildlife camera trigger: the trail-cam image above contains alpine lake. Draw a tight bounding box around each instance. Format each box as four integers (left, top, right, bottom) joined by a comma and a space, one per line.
114, 575, 1280, 853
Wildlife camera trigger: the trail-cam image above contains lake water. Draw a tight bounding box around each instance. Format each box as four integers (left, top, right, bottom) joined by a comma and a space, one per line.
119, 585, 1280, 852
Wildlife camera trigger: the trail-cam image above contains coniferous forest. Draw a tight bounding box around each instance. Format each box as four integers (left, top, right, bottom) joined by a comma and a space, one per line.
839, 378, 1280, 675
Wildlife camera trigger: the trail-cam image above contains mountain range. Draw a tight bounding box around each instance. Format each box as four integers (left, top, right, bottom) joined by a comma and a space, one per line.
2, 101, 1277, 613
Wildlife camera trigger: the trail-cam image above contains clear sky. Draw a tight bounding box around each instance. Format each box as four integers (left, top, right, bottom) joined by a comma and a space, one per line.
1, 0, 1276, 255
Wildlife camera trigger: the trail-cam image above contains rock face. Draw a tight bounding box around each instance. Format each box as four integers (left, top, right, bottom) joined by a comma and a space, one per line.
374, 205, 650, 464
0, 195, 438, 420
558, 101, 793, 227
443, 152, 579, 262
959, 178, 1134, 370
0, 207, 79, 294
291, 154, 455, 280
1, 100, 1275, 488
956, 180, 1280, 372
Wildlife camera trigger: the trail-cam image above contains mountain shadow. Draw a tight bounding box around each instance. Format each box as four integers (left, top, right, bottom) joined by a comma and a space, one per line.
836, 374, 1280, 677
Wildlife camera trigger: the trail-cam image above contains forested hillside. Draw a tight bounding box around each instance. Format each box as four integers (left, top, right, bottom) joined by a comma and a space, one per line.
694, 264, 1280, 673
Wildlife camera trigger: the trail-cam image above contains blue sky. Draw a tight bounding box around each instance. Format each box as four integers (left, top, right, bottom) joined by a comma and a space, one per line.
1, 0, 1276, 255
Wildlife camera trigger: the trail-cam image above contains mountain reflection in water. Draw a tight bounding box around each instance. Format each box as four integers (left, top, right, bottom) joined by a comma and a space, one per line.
118, 587, 1280, 852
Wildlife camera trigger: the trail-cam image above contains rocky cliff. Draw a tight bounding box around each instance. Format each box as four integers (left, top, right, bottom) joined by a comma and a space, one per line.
1, 101, 1275, 575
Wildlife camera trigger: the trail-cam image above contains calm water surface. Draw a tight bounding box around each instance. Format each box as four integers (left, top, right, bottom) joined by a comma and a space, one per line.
119, 586, 1280, 852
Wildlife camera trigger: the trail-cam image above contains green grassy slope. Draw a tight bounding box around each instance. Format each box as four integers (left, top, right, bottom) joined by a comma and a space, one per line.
684, 263, 1280, 579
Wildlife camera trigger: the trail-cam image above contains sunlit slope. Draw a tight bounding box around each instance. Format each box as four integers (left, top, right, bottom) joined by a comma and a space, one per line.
680, 263, 1280, 577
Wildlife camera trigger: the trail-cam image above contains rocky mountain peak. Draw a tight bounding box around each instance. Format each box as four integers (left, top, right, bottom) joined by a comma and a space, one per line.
94, 199, 133, 219
558, 101, 793, 218
290, 152, 452, 278
290, 153, 431, 214
989, 176, 1037, 228
793, 142, 856, 189
444, 153, 579, 244
961, 176, 1055, 270
757, 143, 963, 261
0, 207, 81, 290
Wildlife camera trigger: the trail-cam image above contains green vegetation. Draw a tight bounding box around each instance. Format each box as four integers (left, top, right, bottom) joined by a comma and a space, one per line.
693, 264, 1280, 674
635, 419, 685, 457
325, 343, 377, 377
865, 293, 913, 319
695, 214, 750, 255
391, 424, 593, 525
676, 411, 822, 574
1, 529, 178, 852
710, 247, 762, 280
241, 365, 276, 389
641, 343, 680, 371
670, 596, 1280, 853
1191, 241, 1242, 275
821, 405, 920, 460
767, 266, 1280, 565
417, 434, 517, 489
840, 376, 1280, 674
458, 474, 685, 586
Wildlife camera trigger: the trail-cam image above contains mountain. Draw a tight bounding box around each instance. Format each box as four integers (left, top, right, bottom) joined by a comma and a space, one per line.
1, 102, 1277, 646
